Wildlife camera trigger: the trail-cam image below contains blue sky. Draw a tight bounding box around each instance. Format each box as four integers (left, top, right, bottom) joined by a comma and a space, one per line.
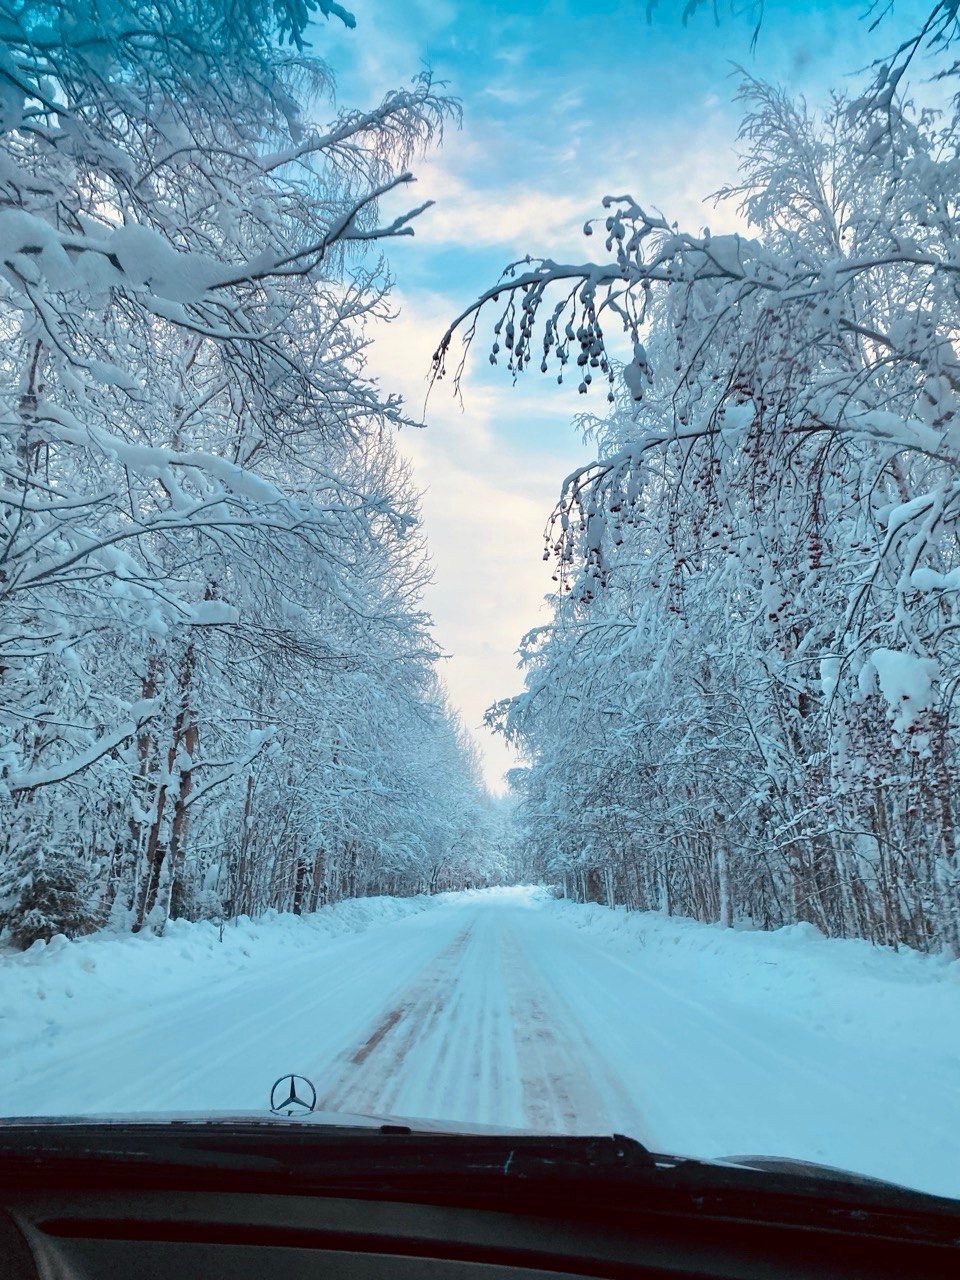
308, 0, 934, 790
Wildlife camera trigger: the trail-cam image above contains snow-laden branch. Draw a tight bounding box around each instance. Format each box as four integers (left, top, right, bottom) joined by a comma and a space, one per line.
5, 700, 159, 794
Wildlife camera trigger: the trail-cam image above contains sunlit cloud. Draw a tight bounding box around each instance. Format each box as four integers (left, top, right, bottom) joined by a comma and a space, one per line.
417, 171, 590, 253
365, 287, 583, 791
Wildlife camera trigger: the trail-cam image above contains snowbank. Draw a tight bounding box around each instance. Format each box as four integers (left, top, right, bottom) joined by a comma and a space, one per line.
538, 897, 960, 1197
0, 894, 444, 1072
546, 898, 960, 1070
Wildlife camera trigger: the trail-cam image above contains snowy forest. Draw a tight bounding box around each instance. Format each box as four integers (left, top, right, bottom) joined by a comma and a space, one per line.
0, 0, 498, 947
435, 3, 960, 953
5, 0, 960, 960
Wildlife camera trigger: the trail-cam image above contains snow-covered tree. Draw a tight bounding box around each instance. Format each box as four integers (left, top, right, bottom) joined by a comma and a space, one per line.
0, 1, 492, 944
455, 12, 960, 951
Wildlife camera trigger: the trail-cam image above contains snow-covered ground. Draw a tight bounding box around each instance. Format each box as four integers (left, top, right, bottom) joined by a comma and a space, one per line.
1, 886, 958, 1198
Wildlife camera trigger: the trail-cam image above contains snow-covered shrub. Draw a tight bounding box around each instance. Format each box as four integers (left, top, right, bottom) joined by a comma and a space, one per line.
4, 852, 98, 950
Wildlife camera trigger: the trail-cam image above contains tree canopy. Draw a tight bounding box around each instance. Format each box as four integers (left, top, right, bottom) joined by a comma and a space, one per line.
445, 5, 960, 951
0, 0, 493, 946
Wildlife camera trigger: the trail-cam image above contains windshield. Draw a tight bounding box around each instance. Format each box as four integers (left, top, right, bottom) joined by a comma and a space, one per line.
0, 0, 958, 1208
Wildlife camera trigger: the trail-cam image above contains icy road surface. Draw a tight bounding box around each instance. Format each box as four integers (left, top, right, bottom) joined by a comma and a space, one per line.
2, 887, 959, 1198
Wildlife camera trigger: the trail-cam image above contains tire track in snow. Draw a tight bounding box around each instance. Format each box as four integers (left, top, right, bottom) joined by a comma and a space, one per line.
501, 929, 647, 1136
312, 906, 647, 1137
313, 924, 478, 1117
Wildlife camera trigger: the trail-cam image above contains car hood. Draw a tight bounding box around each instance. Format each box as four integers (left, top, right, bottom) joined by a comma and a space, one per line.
0, 1109, 918, 1194
0, 1109, 510, 1134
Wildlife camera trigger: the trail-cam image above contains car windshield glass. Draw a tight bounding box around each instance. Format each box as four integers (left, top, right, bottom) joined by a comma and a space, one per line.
0, 0, 957, 1208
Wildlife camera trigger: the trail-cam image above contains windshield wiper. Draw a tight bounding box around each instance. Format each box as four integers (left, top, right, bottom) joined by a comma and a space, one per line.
0, 1120, 654, 1186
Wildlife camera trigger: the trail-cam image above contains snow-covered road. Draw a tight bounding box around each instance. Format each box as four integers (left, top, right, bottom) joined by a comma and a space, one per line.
2, 887, 959, 1198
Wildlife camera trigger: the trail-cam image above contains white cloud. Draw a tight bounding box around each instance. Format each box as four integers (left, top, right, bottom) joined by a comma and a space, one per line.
365, 287, 583, 793
417, 172, 588, 253
406, 106, 747, 264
